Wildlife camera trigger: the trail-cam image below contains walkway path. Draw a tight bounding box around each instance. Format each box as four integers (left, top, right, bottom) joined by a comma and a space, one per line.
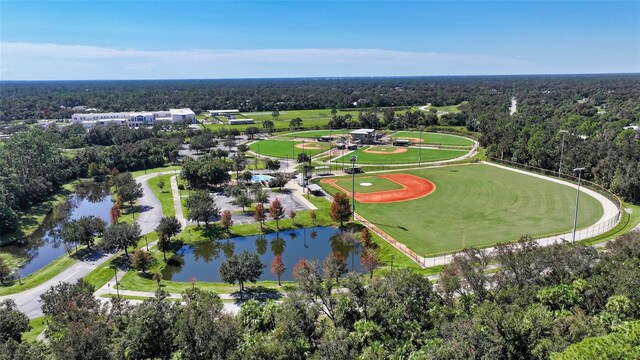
0, 170, 176, 318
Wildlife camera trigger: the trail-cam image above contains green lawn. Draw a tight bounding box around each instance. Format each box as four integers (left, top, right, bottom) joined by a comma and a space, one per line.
392, 131, 474, 147
334, 146, 468, 164
279, 129, 353, 139
335, 176, 404, 194
149, 174, 175, 217
22, 317, 47, 343
0, 255, 77, 296
249, 140, 330, 158
317, 164, 605, 256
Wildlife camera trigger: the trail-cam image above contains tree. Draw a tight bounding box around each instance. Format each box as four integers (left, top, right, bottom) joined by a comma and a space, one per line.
219, 251, 264, 292
241, 170, 253, 183
157, 177, 165, 191
253, 188, 269, 205
220, 210, 233, 232
175, 288, 241, 359
297, 152, 311, 163
330, 192, 352, 227
289, 209, 297, 226
289, 117, 303, 130
235, 193, 253, 212
110, 203, 121, 224
0, 300, 29, 343
185, 190, 219, 226
61, 216, 106, 251
118, 180, 143, 211
269, 198, 285, 229
271, 255, 286, 286
101, 222, 141, 257
262, 120, 275, 134
152, 271, 163, 286
156, 216, 181, 260
324, 251, 348, 283
254, 203, 267, 229
271, 110, 280, 120
124, 290, 178, 359
265, 159, 281, 173
131, 249, 152, 274
0, 258, 12, 285
361, 248, 381, 279
310, 210, 318, 226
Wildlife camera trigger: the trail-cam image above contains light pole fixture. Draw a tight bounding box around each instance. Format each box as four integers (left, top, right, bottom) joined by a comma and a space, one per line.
572, 167, 585, 244
350, 155, 357, 220
558, 130, 569, 175
418, 125, 425, 167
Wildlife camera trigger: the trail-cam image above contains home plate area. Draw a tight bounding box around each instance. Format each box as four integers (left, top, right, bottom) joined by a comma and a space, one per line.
321, 173, 435, 203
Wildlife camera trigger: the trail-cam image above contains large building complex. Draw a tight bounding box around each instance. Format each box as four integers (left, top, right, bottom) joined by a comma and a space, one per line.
71, 108, 196, 128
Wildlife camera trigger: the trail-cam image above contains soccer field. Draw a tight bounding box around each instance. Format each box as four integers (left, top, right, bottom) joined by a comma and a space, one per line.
249, 139, 330, 158
317, 164, 605, 255
334, 146, 469, 164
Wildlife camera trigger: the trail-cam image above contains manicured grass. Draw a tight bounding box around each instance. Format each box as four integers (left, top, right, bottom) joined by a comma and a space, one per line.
582, 202, 640, 247
249, 139, 330, 158
423, 102, 467, 114
149, 174, 175, 217
317, 164, 605, 256
22, 317, 47, 343
335, 176, 404, 194
334, 146, 468, 164
0, 255, 77, 296
392, 131, 474, 147
131, 164, 181, 178
279, 129, 352, 139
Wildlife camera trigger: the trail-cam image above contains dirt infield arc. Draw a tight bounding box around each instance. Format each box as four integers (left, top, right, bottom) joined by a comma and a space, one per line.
321, 173, 436, 203
363, 146, 408, 154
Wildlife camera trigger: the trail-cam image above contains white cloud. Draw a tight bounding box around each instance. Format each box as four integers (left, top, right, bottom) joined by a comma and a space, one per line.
0, 42, 529, 80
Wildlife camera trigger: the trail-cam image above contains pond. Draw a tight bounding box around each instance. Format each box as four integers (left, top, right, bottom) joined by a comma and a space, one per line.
162, 226, 363, 282
0, 181, 114, 277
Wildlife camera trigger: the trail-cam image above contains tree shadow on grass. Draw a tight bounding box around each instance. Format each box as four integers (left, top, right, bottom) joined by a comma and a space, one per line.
231, 285, 284, 303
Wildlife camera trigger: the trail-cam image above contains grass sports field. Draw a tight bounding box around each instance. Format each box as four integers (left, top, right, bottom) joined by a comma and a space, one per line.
317, 164, 604, 255
280, 129, 353, 139
335, 176, 404, 194
392, 131, 474, 147
249, 140, 330, 158
334, 146, 468, 164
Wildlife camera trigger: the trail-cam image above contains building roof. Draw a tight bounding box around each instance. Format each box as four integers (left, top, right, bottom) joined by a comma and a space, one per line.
350, 129, 375, 135
170, 108, 195, 115
307, 184, 323, 192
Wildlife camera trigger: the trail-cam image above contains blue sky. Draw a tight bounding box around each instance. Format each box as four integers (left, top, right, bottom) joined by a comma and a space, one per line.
1, 1, 638, 80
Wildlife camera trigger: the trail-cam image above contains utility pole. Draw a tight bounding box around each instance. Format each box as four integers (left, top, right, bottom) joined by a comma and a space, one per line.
350, 155, 357, 220
559, 130, 569, 175
572, 167, 585, 244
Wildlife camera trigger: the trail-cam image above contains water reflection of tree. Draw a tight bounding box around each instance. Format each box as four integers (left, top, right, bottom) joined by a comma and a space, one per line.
191, 241, 222, 262
75, 181, 111, 203
330, 231, 361, 272
270, 233, 286, 257
161, 254, 185, 281
221, 241, 235, 258
255, 235, 268, 255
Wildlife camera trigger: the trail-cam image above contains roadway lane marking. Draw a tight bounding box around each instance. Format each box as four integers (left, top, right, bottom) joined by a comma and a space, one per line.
61, 269, 81, 282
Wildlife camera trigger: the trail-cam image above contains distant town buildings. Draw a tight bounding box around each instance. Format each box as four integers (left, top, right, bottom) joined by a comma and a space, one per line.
71, 108, 196, 128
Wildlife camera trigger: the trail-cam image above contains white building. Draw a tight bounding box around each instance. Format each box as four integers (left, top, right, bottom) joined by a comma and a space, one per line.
71, 108, 196, 128
228, 118, 255, 125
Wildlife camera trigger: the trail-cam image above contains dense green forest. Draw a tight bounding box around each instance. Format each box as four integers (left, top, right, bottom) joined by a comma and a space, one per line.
1, 231, 638, 359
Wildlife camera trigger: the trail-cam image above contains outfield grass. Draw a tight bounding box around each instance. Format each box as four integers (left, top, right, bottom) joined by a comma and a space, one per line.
249, 140, 330, 158
334, 146, 468, 164
317, 164, 605, 256
279, 129, 353, 139
335, 176, 404, 194
392, 131, 474, 147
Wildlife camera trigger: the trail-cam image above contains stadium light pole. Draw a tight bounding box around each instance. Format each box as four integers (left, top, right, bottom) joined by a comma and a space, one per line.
418, 125, 425, 167
558, 130, 569, 175
572, 167, 585, 244
350, 155, 357, 220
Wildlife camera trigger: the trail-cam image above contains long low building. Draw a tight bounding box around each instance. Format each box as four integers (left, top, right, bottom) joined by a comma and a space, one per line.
71, 108, 196, 128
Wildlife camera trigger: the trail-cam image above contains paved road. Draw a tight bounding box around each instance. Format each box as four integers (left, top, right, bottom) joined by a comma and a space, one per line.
0, 171, 175, 318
